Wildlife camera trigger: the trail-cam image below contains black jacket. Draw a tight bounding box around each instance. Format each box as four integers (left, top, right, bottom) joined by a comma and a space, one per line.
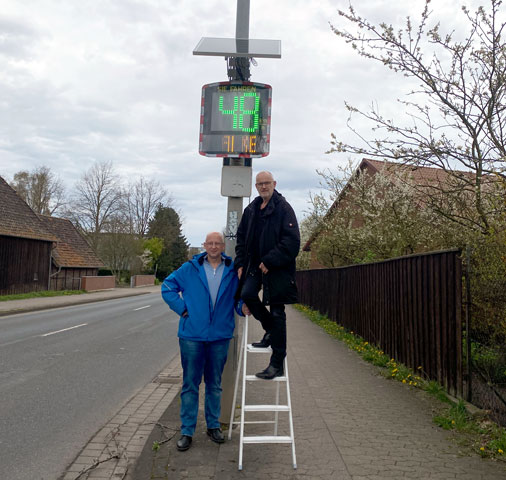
235, 190, 300, 305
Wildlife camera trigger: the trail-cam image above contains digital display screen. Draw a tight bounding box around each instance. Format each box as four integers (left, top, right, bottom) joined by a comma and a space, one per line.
199, 82, 271, 157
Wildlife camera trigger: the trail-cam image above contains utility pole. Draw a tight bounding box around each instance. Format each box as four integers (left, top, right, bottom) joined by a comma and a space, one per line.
193, 0, 281, 426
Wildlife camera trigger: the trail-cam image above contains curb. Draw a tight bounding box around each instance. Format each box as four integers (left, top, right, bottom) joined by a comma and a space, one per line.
60, 354, 182, 480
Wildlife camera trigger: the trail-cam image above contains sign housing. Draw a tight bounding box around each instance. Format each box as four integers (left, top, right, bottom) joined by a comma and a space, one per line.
199, 81, 271, 158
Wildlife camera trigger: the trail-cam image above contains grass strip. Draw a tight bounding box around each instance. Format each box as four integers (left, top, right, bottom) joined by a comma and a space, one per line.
0, 290, 87, 302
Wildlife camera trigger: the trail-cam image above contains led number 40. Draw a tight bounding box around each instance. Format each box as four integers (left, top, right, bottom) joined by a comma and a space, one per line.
218, 93, 260, 133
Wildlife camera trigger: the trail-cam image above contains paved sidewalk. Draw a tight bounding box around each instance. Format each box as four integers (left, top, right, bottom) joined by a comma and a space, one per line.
0, 285, 160, 316
132, 307, 506, 480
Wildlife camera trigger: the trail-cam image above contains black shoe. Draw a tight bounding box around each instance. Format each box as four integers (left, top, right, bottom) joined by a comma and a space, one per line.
255, 364, 284, 380
206, 428, 225, 444
252, 333, 271, 348
176, 435, 192, 451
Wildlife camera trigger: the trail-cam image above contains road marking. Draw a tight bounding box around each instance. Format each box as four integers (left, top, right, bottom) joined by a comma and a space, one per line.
133, 305, 151, 311
41, 323, 88, 337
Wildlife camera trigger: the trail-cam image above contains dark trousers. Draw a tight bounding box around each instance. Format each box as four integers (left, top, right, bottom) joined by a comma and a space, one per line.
240, 269, 286, 368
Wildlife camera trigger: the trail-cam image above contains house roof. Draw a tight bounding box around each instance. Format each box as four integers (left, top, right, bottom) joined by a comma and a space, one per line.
0, 176, 57, 242
302, 158, 478, 251
36, 215, 104, 268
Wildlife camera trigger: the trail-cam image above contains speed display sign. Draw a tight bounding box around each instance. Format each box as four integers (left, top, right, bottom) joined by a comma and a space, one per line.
199, 81, 271, 157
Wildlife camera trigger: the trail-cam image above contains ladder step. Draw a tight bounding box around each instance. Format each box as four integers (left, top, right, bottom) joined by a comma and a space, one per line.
243, 435, 293, 444
246, 345, 272, 353
245, 374, 287, 382
244, 404, 290, 412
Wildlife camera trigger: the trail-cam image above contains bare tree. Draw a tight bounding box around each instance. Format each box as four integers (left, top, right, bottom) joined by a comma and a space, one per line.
96, 214, 144, 281
67, 161, 124, 250
10, 166, 65, 215
124, 177, 171, 237
329, 0, 506, 235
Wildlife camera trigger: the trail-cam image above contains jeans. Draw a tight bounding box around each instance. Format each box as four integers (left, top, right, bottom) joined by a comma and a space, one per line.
179, 338, 230, 436
240, 268, 287, 368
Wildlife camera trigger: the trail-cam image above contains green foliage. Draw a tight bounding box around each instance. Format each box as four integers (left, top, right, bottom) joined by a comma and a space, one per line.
471, 342, 506, 385
425, 381, 450, 404
142, 237, 164, 270
0, 290, 86, 301
466, 233, 506, 350
148, 205, 188, 280
433, 401, 477, 433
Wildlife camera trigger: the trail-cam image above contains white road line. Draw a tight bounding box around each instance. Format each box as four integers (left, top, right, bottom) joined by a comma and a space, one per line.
41, 323, 88, 337
133, 305, 151, 311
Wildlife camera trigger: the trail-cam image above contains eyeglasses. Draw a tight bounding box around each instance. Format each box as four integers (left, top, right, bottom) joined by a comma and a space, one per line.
255, 181, 273, 187
203, 242, 224, 247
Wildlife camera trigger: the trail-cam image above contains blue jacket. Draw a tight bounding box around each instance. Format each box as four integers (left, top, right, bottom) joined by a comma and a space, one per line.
161, 252, 240, 341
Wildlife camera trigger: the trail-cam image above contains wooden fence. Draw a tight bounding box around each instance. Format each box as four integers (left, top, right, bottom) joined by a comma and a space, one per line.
296, 249, 463, 397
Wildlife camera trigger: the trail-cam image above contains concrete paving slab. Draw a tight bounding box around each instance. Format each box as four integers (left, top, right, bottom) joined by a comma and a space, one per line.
129, 306, 506, 479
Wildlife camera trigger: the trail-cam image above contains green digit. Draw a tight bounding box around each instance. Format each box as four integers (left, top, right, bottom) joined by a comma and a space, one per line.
219, 95, 239, 129
239, 93, 260, 133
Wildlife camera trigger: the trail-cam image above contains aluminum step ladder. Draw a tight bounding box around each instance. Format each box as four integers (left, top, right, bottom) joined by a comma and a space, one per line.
228, 315, 297, 470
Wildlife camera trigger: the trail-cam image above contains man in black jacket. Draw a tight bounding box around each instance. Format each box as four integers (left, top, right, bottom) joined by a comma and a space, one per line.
235, 171, 300, 379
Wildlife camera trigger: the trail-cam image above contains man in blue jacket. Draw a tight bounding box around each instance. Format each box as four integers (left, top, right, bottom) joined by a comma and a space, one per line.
161, 231, 242, 452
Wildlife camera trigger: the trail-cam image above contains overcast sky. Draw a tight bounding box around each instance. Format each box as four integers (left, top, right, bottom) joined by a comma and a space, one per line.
0, 0, 484, 246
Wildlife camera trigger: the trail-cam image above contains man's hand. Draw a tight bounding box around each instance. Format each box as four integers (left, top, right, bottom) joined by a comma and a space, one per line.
259, 262, 269, 274
237, 267, 243, 279
242, 303, 251, 316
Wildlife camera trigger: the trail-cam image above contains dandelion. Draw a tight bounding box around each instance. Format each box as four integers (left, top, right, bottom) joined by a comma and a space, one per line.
480, 447, 485, 451
364, 341, 369, 345
499, 449, 504, 454
402, 379, 406, 384
451, 420, 455, 425
392, 368, 398, 373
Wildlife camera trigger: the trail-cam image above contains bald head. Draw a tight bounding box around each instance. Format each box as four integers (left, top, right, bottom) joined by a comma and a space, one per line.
255, 171, 276, 204
203, 231, 225, 261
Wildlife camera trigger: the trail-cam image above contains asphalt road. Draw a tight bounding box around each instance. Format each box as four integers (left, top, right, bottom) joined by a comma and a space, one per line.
0, 292, 179, 480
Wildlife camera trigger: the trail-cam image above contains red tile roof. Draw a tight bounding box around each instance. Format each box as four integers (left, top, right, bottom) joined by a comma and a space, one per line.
36, 215, 104, 268
0, 176, 56, 242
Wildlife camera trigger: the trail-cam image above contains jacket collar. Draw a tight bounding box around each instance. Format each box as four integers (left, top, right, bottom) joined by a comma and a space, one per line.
193, 251, 232, 267
253, 189, 281, 216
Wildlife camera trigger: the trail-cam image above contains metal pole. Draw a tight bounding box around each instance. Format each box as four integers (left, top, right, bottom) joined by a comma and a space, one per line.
236, 0, 250, 38
220, 0, 252, 427
220, 159, 249, 425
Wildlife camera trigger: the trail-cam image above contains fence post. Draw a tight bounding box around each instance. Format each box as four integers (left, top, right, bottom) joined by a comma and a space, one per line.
465, 245, 473, 403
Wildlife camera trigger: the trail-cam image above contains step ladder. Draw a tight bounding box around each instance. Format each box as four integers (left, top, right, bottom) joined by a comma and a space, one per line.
228, 315, 297, 471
